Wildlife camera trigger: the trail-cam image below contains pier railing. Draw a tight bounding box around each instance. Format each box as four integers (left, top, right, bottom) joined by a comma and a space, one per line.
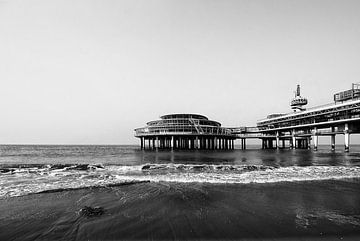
228, 127, 261, 134
135, 126, 234, 137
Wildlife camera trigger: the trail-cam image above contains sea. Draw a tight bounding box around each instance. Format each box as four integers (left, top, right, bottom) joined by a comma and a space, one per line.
1, 145, 360, 240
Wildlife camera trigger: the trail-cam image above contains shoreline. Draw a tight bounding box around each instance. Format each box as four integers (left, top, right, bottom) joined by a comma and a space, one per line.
1, 180, 360, 240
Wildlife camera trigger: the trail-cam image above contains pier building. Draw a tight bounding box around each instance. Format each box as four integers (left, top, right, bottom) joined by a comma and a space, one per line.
134, 114, 236, 150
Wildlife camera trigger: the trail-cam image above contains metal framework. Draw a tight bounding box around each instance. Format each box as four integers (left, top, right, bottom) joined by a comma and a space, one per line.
253, 98, 360, 151
257, 99, 360, 131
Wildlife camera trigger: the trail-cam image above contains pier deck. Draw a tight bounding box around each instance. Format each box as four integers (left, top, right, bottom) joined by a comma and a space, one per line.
235, 98, 360, 151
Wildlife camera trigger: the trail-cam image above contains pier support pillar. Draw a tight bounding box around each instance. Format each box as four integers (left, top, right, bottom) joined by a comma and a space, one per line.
155, 137, 159, 149
345, 133, 350, 152
268, 139, 273, 149
330, 127, 335, 151
313, 128, 318, 151
140, 137, 144, 149
344, 123, 350, 152
276, 131, 280, 149
331, 135, 335, 151
171, 136, 174, 149
291, 129, 296, 149
331, 135, 336, 151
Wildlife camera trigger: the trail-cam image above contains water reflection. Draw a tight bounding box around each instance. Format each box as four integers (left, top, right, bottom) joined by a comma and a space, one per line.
137, 145, 360, 167
1, 145, 360, 167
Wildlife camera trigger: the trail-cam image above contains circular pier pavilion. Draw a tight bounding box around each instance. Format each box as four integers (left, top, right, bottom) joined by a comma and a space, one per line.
135, 114, 236, 150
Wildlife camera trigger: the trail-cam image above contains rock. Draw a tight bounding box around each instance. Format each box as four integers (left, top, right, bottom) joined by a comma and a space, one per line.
192, 165, 206, 170
66, 164, 95, 171
49, 164, 69, 170
142, 164, 151, 170
72, 164, 89, 170
79, 206, 105, 217
245, 165, 257, 171
0, 168, 12, 173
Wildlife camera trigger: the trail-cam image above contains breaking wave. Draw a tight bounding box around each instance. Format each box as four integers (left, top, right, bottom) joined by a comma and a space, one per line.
1, 163, 360, 198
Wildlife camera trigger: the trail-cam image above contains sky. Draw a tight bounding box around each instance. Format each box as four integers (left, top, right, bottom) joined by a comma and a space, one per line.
0, 0, 360, 144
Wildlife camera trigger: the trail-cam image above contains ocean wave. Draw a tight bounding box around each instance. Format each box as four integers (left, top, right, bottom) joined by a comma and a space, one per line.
1, 164, 360, 198
140, 163, 274, 172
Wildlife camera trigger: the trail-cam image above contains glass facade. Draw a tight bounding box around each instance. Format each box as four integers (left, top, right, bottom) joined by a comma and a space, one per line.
135, 114, 233, 137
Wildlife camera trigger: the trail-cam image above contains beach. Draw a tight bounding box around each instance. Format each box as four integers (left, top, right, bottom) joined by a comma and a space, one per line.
1, 145, 360, 240
1, 180, 360, 240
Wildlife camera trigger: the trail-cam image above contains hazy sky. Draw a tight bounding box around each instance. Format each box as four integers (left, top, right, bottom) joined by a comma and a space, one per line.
1, 0, 360, 144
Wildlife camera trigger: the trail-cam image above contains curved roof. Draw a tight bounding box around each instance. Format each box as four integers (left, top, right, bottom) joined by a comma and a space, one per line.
160, 113, 208, 120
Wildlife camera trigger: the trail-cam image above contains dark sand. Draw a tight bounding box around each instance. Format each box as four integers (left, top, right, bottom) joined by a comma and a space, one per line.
1, 180, 360, 241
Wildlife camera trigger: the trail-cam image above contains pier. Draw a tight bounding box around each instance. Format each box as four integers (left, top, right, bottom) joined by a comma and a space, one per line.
135, 84, 360, 152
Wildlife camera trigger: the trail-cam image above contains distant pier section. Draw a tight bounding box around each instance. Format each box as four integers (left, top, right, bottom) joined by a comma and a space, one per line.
235, 83, 360, 152
135, 83, 360, 152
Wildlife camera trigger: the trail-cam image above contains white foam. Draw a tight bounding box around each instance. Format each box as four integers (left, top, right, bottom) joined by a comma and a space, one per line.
1, 164, 360, 198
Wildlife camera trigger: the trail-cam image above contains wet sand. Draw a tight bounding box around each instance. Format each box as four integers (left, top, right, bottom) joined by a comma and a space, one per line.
1, 180, 360, 241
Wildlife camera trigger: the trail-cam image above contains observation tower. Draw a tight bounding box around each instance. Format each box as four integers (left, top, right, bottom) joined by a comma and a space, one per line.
134, 114, 236, 150
290, 85, 308, 111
